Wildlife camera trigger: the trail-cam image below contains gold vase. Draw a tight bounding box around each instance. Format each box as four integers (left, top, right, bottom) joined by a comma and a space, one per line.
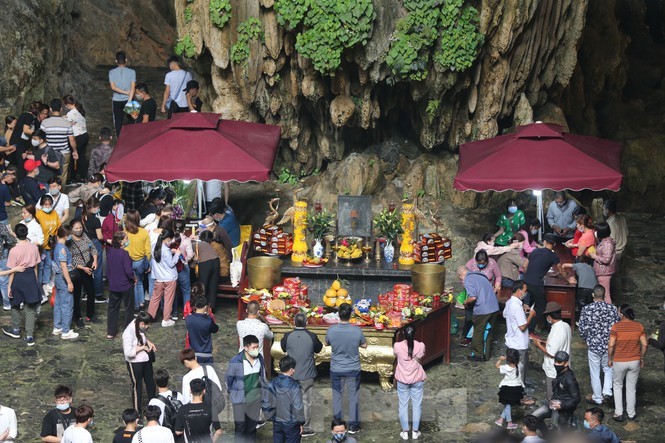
292, 201, 308, 263
399, 203, 415, 265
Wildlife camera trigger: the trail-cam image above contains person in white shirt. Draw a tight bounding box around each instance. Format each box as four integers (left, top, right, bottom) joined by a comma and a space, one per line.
495, 350, 525, 430
148, 368, 185, 426
131, 405, 174, 443
61, 405, 94, 443
503, 281, 536, 384
36, 177, 70, 222
179, 348, 222, 404
236, 300, 273, 354
530, 301, 572, 400
0, 404, 17, 443
520, 415, 545, 443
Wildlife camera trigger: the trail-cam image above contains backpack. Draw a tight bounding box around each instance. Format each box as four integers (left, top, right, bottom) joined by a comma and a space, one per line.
155, 392, 183, 433
202, 365, 226, 418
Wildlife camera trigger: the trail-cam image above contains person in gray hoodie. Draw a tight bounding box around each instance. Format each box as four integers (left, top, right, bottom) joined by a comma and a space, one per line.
280, 312, 323, 437
262, 356, 305, 443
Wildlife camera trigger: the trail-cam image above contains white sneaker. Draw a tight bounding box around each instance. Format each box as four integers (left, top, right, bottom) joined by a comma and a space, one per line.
400, 431, 409, 440
52, 328, 63, 336
41, 294, 49, 305
62, 330, 80, 340
161, 319, 175, 327
43, 283, 54, 295
412, 431, 421, 440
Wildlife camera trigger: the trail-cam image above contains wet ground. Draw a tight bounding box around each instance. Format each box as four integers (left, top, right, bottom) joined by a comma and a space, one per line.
1, 67, 663, 442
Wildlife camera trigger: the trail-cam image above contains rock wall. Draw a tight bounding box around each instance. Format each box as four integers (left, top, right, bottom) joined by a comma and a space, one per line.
0, 0, 175, 117
177, 0, 588, 178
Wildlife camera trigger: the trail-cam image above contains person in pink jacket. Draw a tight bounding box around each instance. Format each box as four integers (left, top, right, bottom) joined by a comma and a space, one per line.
589, 222, 616, 304
394, 324, 426, 441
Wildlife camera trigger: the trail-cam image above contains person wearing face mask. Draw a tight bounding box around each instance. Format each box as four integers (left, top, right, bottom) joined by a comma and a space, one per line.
87, 127, 114, 177
102, 199, 124, 247
30, 129, 63, 187
69, 219, 99, 327
68, 173, 110, 219
226, 335, 267, 442
19, 158, 46, 206
494, 198, 526, 247
503, 281, 536, 387
524, 234, 564, 335
325, 419, 357, 443
546, 191, 578, 240
123, 311, 157, 414
530, 351, 580, 434
36, 177, 70, 222
584, 407, 620, 443
530, 302, 572, 401
135, 83, 157, 123
517, 218, 543, 257
40, 385, 76, 442
107, 231, 136, 339
20, 204, 44, 246
36, 194, 61, 301
603, 199, 627, 262
465, 250, 502, 294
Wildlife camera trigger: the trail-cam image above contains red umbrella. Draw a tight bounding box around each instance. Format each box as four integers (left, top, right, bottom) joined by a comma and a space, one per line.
105, 112, 281, 183
454, 122, 622, 192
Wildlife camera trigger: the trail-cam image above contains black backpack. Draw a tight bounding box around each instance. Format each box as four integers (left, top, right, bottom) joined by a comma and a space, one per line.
202, 365, 226, 418
155, 392, 183, 433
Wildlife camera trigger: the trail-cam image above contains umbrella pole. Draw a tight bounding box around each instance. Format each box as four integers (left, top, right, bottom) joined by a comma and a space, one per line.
197, 180, 204, 219
534, 190, 543, 242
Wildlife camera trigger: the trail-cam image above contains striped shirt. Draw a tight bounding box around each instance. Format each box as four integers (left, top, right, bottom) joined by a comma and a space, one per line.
610, 319, 645, 362
40, 116, 74, 152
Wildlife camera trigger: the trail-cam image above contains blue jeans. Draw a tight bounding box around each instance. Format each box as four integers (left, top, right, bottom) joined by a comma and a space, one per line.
39, 251, 52, 285
331, 370, 361, 428
132, 258, 148, 309
272, 421, 301, 443
588, 350, 613, 403
500, 404, 512, 422
54, 273, 74, 333
173, 266, 191, 313
0, 258, 9, 307
92, 239, 104, 297
397, 381, 424, 431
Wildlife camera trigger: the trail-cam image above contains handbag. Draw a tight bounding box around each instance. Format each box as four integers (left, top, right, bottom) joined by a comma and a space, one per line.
147, 349, 156, 363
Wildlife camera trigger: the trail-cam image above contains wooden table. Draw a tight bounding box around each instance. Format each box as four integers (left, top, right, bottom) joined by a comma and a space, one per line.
268, 303, 451, 391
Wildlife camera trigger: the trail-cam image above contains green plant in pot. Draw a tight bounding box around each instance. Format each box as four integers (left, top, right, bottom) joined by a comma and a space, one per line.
374, 208, 403, 263
306, 209, 335, 258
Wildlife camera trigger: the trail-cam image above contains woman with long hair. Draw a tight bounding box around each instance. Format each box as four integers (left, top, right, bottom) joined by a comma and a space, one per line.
147, 215, 174, 309
589, 222, 617, 304
1, 116, 17, 161
124, 210, 151, 312
122, 311, 156, 414
609, 304, 647, 422
173, 219, 194, 317
147, 228, 181, 327
107, 230, 135, 339
69, 218, 98, 327
394, 324, 426, 440
8, 102, 41, 177
50, 225, 78, 340
566, 213, 596, 259
62, 95, 89, 184
195, 230, 220, 312
21, 204, 44, 246
81, 197, 105, 302
36, 194, 61, 299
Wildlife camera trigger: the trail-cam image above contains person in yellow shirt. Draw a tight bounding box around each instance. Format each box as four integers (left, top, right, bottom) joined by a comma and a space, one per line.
36, 194, 61, 301
124, 209, 151, 312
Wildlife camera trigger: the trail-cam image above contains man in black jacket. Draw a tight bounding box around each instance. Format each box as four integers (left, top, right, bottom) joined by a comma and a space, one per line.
262, 356, 305, 443
531, 351, 581, 435
281, 313, 323, 437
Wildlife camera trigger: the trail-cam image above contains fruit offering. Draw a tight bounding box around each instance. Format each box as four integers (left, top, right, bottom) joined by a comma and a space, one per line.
323, 279, 352, 307
337, 238, 363, 259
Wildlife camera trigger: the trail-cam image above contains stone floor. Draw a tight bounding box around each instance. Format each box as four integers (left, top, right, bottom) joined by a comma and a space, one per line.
1, 211, 663, 442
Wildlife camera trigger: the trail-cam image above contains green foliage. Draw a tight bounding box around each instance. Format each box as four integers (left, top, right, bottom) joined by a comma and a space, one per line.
306, 209, 335, 239
434, 0, 483, 72
210, 0, 232, 29
231, 18, 263, 65
184, 6, 193, 24
278, 168, 299, 185
175, 35, 196, 59
426, 99, 440, 122
275, 0, 375, 76
387, 0, 482, 81
416, 188, 426, 198
374, 208, 403, 242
